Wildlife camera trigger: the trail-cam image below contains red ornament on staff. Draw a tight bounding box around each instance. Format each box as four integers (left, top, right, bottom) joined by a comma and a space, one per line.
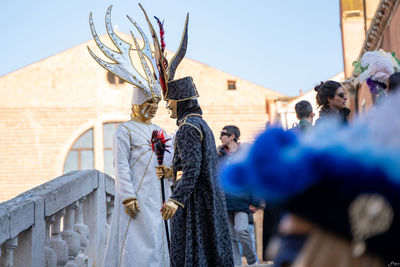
151, 129, 171, 250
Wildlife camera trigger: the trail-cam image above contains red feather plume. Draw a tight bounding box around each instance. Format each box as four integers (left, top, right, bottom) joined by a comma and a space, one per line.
154, 16, 165, 53
151, 130, 171, 165
154, 16, 168, 94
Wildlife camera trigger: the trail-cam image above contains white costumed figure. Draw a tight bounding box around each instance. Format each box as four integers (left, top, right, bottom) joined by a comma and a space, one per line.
353, 49, 400, 102
88, 5, 174, 267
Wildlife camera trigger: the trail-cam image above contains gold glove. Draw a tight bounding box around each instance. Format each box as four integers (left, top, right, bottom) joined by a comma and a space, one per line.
155, 165, 172, 179
122, 197, 140, 218
161, 200, 178, 220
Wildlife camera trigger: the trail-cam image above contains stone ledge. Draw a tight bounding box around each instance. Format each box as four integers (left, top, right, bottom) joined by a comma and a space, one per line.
43, 170, 99, 216
0, 170, 113, 244
0, 193, 35, 243
0, 206, 10, 244
104, 173, 115, 196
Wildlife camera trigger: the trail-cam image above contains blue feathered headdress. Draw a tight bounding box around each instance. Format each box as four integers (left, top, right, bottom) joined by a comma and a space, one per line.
221, 92, 400, 263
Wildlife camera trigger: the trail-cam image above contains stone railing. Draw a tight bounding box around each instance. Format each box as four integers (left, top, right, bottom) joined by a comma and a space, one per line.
0, 170, 115, 267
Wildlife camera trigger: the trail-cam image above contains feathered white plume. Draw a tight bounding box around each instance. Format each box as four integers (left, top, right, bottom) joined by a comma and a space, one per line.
355, 49, 400, 85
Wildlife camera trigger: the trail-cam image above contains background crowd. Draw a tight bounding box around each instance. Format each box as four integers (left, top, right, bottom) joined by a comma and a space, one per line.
219, 51, 400, 267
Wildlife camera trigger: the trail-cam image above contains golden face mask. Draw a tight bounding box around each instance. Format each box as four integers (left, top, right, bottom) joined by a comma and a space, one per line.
166, 100, 178, 119
132, 98, 160, 123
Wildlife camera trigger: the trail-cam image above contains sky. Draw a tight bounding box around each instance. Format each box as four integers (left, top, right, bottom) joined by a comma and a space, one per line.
0, 0, 343, 97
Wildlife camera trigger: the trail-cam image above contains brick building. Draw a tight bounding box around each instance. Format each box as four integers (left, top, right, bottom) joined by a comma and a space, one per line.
0, 35, 286, 201
340, 0, 400, 113
278, 0, 400, 126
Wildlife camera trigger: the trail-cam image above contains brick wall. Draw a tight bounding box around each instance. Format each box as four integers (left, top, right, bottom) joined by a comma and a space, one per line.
0, 36, 286, 201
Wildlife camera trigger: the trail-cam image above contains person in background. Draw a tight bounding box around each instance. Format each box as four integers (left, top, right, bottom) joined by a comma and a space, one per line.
290, 100, 314, 134
218, 125, 259, 266
353, 49, 400, 103
388, 72, 400, 93
263, 101, 314, 265
218, 125, 240, 158
221, 90, 400, 266
248, 204, 260, 264
314, 80, 350, 125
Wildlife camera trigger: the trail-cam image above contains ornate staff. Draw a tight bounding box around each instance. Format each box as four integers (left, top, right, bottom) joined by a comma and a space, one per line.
151, 130, 171, 250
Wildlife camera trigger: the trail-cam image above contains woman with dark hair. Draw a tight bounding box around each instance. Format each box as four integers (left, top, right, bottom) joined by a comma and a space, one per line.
314, 80, 350, 125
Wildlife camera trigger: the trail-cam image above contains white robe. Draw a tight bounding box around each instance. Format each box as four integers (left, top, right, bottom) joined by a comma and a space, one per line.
103, 120, 172, 267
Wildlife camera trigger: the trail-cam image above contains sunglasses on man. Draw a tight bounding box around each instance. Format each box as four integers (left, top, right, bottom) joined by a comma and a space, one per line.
220, 131, 232, 137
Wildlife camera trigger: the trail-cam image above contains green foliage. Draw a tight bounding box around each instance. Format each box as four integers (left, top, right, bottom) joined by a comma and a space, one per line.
353, 59, 367, 75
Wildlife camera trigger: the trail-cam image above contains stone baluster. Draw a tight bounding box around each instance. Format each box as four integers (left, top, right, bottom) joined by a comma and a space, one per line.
45, 215, 57, 267
105, 195, 114, 237
50, 209, 68, 266
0, 237, 18, 267
74, 198, 91, 267
106, 195, 114, 225
62, 203, 80, 267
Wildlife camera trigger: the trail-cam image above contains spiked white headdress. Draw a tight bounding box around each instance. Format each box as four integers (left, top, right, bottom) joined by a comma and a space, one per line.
88, 4, 191, 104
88, 5, 162, 104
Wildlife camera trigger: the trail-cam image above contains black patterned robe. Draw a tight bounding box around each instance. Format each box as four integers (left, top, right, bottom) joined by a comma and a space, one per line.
169, 111, 234, 267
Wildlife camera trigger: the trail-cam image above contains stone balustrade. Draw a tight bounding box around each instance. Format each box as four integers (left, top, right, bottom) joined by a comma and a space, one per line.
0, 170, 114, 267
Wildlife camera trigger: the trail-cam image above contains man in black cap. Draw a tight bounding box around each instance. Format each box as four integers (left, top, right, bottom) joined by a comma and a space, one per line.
156, 79, 234, 266
154, 13, 233, 267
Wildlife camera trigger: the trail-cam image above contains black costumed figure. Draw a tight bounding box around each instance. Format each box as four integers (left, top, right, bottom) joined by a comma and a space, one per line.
153, 10, 234, 267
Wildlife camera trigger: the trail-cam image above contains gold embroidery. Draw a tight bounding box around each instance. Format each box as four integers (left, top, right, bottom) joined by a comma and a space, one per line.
131, 120, 153, 139
179, 113, 202, 126
130, 149, 151, 169
121, 123, 150, 145
169, 198, 185, 208
180, 122, 203, 141
131, 143, 151, 150
135, 152, 154, 196
120, 218, 132, 267
121, 124, 132, 143
176, 171, 183, 181
128, 120, 152, 140
177, 113, 203, 141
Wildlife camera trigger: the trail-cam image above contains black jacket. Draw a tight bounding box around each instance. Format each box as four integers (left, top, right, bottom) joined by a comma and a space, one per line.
169, 101, 234, 267
218, 146, 259, 213
315, 106, 350, 126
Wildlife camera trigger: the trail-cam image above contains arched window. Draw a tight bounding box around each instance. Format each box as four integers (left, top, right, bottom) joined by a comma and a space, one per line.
103, 122, 121, 176
63, 129, 94, 173
107, 72, 125, 85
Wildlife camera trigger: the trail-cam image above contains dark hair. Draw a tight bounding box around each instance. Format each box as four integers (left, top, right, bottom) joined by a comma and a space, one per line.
295, 100, 313, 119
314, 80, 342, 107
388, 72, 400, 93
222, 125, 240, 143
